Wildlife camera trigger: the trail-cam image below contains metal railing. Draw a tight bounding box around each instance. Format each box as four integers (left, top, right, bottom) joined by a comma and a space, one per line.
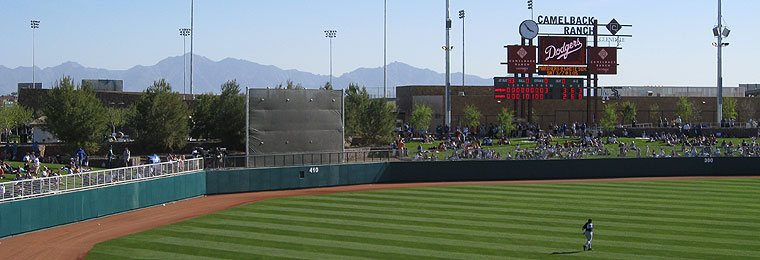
207, 150, 394, 169
0, 158, 203, 202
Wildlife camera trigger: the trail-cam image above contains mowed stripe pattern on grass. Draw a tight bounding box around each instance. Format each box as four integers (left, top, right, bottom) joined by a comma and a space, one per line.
86, 178, 760, 260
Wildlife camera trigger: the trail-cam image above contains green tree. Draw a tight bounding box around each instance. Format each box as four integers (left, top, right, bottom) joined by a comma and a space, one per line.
189, 94, 217, 139
275, 80, 305, 90
600, 103, 618, 134
105, 107, 128, 135
675, 97, 693, 122
344, 83, 371, 138
0, 104, 33, 140
360, 99, 396, 145
462, 104, 482, 129
723, 97, 738, 120
344, 83, 396, 145
320, 81, 333, 90
620, 101, 637, 124
409, 103, 432, 135
496, 108, 515, 138
212, 80, 246, 148
128, 79, 189, 152
43, 76, 108, 152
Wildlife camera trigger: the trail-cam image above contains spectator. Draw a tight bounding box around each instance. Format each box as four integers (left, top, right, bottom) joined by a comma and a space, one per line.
32, 154, 40, 175
107, 145, 114, 168
123, 148, 131, 167
83, 155, 90, 170
75, 147, 86, 166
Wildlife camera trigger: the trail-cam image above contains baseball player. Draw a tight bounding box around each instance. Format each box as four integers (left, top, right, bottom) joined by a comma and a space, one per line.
582, 218, 593, 251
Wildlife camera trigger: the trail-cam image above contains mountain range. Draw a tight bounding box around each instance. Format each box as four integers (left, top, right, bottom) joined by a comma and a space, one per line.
0, 55, 492, 97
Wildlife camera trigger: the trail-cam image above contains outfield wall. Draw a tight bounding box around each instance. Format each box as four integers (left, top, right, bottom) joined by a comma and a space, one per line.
2, 157, 757, 239
206, 162, 388, 195
0, 171, 206, 238
385, 157, 758, 183
205, 157, 757, 195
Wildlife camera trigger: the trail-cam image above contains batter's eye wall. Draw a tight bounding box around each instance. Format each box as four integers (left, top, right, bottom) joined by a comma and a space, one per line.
247, 89, 343, 155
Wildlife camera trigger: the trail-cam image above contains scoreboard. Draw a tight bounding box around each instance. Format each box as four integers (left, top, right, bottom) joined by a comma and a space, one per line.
494, 77, 585, 100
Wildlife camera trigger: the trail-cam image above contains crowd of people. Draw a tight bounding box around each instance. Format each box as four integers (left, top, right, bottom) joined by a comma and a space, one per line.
1, 147, 195, 200
399, 120, 760, 162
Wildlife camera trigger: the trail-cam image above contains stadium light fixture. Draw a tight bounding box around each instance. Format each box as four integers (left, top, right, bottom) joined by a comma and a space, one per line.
459, 10, 465, 88
180, 28, 191, 95
713, 0, 731, 125
30, 20, 40, 90
325, 30, 337, 87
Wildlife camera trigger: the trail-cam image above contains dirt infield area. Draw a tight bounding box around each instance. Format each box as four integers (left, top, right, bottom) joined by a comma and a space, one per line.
1, 176, 757, 260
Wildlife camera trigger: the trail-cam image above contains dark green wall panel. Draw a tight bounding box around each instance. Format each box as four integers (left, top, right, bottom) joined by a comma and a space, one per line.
206, 163, 389, 195
385, 157, 758, 183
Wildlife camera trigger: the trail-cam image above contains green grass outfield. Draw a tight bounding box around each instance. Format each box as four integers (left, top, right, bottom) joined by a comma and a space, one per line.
87, 178, 760, 259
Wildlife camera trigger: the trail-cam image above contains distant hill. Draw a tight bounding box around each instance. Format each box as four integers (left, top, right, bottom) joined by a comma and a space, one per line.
0, 55, 492, 96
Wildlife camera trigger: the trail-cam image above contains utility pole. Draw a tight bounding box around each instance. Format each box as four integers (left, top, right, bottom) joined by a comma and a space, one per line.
714, 0, 728, 126
445, 0, 452, 131
325, 30, 337, 88
31, 20, 40, 89
190, 0, 194, 98
180, 28, 191, 95
459, 10, 465, 88
384, 0, 387, 98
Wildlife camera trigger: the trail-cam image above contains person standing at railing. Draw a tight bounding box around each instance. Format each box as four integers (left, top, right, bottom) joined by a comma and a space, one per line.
123, 148, 131, 167
75, 147, 86, 167
107, 145, 114, 168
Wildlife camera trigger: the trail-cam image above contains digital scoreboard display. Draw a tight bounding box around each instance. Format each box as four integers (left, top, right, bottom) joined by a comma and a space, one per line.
494, 77, 585, 100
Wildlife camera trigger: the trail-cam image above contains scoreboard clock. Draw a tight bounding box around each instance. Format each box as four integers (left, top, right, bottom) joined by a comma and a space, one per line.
494, 77, 584, 100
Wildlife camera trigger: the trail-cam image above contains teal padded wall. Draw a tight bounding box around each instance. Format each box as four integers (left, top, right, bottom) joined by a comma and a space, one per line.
0, 171, 206, 239
3, 157, 759, 239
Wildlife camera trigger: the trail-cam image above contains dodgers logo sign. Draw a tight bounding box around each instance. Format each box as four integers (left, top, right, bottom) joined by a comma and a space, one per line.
539, 36, 587, 65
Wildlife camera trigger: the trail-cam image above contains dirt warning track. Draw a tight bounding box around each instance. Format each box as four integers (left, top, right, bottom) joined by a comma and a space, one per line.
0, 176, 756, 260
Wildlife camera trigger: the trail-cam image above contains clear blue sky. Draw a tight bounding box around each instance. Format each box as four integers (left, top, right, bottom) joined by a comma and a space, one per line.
1, 0, 758, 87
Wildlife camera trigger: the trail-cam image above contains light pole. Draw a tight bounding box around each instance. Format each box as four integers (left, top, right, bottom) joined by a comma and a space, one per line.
459, 10, 465, 88
325, 30, 337, 88
180, 28, 191, 95
384, 0, 387, 98
444, 0, 452, 131
31, 20, 40, 89
190, 0, 194, 98
713, 0, 730, 126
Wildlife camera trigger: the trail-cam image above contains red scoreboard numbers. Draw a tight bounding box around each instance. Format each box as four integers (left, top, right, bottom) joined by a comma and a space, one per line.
562, 87, 583, 100
494, 77, 584, 100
